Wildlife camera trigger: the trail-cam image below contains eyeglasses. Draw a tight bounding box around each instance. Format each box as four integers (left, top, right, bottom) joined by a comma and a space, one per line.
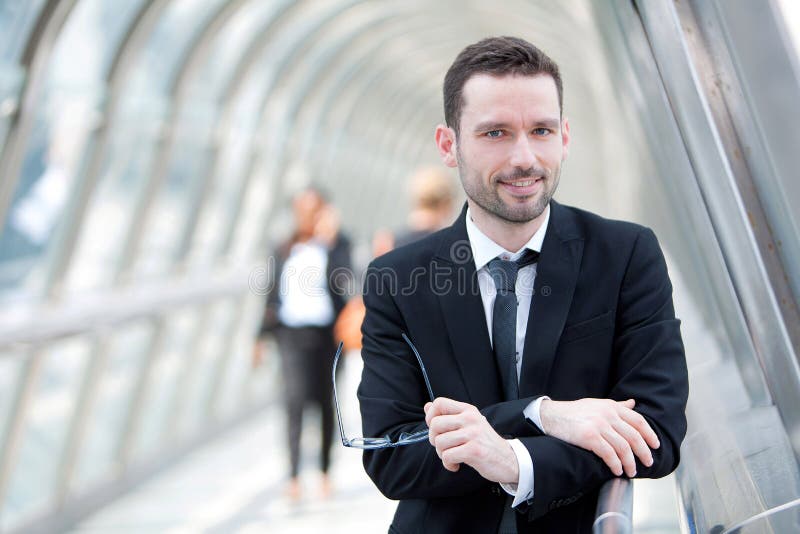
332, 333, 435, 449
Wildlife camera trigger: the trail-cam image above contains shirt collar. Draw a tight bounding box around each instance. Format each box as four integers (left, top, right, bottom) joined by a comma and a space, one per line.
465, 203, 550, 272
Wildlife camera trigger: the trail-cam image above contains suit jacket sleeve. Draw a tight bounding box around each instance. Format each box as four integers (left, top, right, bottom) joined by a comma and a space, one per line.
518, 227, 688, 520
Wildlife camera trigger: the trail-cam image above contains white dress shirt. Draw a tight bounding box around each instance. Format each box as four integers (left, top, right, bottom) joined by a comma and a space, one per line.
277, 240, 335, 327
464, 205, 551, 507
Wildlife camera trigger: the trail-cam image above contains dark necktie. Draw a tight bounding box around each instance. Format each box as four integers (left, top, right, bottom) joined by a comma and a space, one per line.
487, 249, 540, 401
489, 249, 540, 534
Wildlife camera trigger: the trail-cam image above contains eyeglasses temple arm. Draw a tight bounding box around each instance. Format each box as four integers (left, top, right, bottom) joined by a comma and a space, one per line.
331, 342, 349, 445
401, 332, 435, 402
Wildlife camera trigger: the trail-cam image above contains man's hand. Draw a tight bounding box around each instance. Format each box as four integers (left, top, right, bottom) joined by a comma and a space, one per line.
539, 398, 660, 477
424, 397, 519, 485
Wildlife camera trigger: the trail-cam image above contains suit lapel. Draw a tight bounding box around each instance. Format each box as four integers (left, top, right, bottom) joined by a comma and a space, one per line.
519, 201, 584, 397
435, 207, 503, 407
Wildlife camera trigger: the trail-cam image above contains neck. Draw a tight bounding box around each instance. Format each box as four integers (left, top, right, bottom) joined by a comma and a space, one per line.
467, 200, 547, 252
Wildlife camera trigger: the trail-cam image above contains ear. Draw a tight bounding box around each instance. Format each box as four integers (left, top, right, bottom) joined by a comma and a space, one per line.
435, 124, 458, 168
560, 116, 571, 160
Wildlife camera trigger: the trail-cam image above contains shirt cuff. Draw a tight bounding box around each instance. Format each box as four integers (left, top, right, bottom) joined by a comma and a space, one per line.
523, 395, 550, 433
500, 438, 534, 507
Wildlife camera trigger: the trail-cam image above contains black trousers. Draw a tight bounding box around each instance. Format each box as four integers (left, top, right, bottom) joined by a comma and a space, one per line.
274, 325, 337, 478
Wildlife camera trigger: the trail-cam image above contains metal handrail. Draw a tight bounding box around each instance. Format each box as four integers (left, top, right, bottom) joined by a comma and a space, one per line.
0, 265, 252, 347
593, 478, 633, 534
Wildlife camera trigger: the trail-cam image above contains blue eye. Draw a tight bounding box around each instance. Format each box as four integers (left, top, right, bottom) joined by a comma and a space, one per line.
486, 130, 503, 138
533, 128, 551, 136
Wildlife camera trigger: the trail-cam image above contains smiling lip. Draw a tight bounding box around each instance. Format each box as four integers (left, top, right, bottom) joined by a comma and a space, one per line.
498, 177, 543, 196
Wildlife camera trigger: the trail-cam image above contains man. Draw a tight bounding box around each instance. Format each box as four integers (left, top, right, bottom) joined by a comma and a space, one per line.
258, 187, 351, 502
357, 36, 688, 533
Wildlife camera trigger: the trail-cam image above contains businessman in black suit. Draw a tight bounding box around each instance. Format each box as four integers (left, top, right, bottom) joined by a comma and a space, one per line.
357, 36, 688, 533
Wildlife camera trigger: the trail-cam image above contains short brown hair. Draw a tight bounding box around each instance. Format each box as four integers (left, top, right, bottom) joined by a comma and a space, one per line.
443, 36, 563, 136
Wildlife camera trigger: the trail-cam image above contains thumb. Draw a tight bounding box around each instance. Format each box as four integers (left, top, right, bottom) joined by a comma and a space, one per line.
620, 398, 636, 408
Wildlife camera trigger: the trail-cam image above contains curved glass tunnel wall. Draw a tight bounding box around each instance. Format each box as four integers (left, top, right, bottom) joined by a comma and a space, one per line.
0, 0, 799, 532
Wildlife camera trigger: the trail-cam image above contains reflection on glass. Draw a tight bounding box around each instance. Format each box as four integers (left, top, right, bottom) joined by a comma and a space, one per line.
1, 338, 90, 532
72, 321, 154, 491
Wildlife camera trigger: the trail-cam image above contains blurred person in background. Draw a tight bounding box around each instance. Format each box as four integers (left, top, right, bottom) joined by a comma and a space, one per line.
255, 186, 352, 502
373, 166, 458, 254
394, 166, 458, 248
334, 166, 457, 353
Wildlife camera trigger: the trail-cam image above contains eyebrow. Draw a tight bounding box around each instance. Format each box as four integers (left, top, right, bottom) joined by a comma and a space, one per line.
473, 118, 561, 133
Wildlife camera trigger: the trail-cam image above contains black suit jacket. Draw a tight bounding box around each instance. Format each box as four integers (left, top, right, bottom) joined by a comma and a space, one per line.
358, 201, 688, 534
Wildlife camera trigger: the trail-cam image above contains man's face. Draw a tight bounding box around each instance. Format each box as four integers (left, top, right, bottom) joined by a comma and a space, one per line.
440, 73, 570, 224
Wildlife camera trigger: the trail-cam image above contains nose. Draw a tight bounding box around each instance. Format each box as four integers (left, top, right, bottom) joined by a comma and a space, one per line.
508, 135, 537, 169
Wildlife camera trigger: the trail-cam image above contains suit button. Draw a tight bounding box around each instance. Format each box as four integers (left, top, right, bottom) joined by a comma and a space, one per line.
491, 486, 501, 496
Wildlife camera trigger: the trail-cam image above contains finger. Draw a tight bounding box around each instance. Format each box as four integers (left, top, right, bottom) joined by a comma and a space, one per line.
433, 429, 469, 454
602, 427, 636, 477
431, 397, 472, 416
618, 399, 635, 409
441, 443, 473, 469
425, 404, 434, 428
612, 419, 653, 467
428, 414, 465, 436
619, 408, 660, 449
591, 439, 623, 477
443, 460, 461, 472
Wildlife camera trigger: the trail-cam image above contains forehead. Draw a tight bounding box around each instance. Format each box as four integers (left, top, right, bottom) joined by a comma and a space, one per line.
460, 73, 560, 126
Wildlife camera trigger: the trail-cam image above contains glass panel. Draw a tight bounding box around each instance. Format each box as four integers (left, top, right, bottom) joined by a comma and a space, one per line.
1, 337, 91, 531
177, 299, 236, 439
127, 0, 229, 97
0, 84, 103, 303
131, 101, 216, 279
4, 0, 150, 299
0, 0, 47, 62
78, 0, 150, 76
191, 0, 291, 103
216, 295, 273, 417
185, 115, 252, 267
0, 0, 144, 302
62, 95, 168, 295
201, 75, 268, 264
72, 321, 154, 491
131, 308, 198, 461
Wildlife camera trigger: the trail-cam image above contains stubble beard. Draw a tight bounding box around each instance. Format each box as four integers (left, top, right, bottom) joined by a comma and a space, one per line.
457, 149, 561, 225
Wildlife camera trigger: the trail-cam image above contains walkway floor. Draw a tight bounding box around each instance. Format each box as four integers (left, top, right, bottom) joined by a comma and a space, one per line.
71, 354, 680, 533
